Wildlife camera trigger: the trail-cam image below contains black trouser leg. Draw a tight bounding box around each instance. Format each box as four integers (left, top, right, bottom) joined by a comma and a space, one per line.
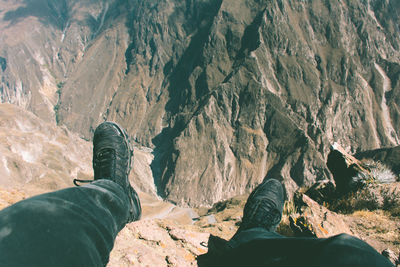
224, 228, 393, 266
0, 180, 132, 267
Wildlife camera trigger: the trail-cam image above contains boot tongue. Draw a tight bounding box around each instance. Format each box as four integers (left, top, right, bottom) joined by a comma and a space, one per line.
93, 148, 116, 180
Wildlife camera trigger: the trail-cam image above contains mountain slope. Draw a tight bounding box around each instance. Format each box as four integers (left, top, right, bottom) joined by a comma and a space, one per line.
1, 0, 400, 206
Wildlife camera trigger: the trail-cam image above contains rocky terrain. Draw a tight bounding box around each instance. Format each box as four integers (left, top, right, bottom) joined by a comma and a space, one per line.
1, 0, 400, 265
1, 0, 399, 206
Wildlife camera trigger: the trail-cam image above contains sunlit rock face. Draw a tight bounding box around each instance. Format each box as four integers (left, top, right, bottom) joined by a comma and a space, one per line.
0, 103, 160, 199
1, 0, 399, 206
0, 0, 132, 125
0, 103, 92, 193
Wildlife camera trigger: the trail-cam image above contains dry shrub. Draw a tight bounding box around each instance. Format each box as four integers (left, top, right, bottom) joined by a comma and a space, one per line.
282, 200, 297, 216
277, 200, 297, 237
360, 159, 398, 184
330, 183, 400, 216
327, 159, 399, 215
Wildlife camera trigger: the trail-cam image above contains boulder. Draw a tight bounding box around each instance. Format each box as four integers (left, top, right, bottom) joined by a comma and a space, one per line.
327, 143, 373, 194
289, 193, 354, 238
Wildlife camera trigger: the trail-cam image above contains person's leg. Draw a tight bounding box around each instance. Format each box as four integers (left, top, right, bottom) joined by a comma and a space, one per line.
221, 178, 393, 266
219, 232, 393, 266
227, 227, 283, 248
0, 179, 134, 267
0, 121, 142, 267
311, 233, 394, 267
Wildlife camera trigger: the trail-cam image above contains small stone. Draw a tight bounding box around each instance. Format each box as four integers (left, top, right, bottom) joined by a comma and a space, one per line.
381, 248, 398, 266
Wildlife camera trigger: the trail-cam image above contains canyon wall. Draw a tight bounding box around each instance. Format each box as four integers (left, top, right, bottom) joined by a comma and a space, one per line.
1, 0, 399, 206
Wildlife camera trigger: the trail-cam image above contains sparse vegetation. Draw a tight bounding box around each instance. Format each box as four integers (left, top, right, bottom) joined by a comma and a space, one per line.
361, 159, 398, 184
282, 200, 297, 216
54, 83, 63, 125
56, 82, 65, 90
325, 182, 400, 217
277, 200, 298, 237
53, 103, 60, 113
54, 103, 60, 124
345, 209, 400, 253
381, 185, 400, 216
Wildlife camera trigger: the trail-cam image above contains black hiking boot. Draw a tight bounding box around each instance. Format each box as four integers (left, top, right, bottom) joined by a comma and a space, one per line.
74, 121, 141, 223
237, 178, 284, 233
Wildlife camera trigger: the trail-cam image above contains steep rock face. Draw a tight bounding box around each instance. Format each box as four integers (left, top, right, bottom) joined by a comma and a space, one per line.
2, 0, 400, 206
0, 102, 161, 198
0, 103, 92, 192
0, 0, 131, 127
133, 0, 400, 206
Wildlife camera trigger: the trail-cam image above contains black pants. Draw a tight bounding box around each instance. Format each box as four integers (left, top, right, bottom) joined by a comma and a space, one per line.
0, 180, 129, 267
198, 227, 394, 266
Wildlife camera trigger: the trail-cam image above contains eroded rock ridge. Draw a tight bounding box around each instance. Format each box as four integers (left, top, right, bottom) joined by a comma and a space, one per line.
1, 0, 400, 206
